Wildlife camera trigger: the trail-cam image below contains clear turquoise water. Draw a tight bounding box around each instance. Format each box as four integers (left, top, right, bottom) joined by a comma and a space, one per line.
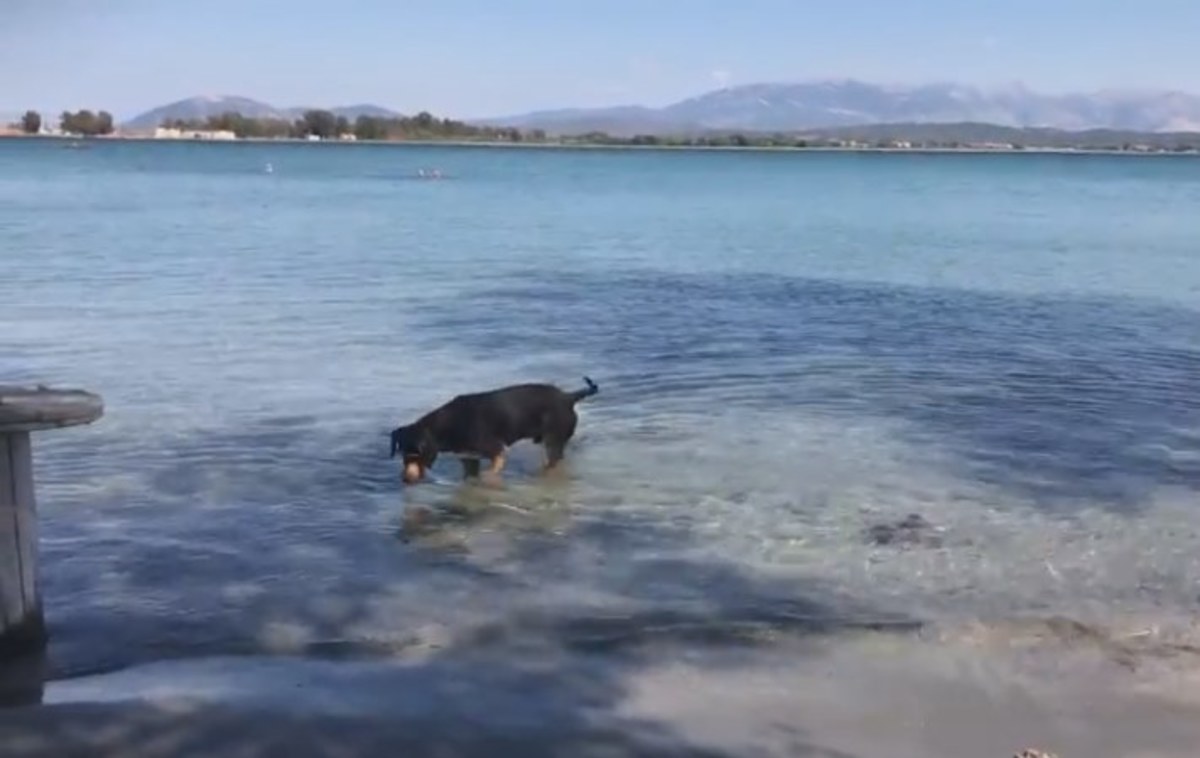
2, 138, 1199, 679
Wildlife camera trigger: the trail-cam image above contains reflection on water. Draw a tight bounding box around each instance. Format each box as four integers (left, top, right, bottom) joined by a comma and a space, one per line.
0, 653, 45, 708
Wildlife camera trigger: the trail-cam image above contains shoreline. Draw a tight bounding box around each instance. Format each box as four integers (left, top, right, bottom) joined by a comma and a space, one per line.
3, 132, 1198, 156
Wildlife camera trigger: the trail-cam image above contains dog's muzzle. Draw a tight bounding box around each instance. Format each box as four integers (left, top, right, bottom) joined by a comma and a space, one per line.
402, 460, 424, 484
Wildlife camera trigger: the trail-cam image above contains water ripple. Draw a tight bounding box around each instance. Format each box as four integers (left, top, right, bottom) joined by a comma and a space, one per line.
3, 141, 1199, 679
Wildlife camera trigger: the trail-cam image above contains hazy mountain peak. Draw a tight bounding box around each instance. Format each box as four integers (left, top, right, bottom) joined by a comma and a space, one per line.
124, 81, 1200, 138
123, 96, 401, 129
488, 79, 1200, 136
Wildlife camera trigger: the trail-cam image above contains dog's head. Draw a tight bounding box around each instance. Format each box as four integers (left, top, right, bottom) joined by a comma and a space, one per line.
390, 424, 438, 484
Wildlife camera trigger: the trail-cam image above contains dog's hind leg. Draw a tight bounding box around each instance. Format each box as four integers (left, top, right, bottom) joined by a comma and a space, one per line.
542, 407, 578, 472
543, 440, 566, 471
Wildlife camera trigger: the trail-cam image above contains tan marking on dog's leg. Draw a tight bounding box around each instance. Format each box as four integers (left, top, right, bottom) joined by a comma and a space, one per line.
482, 450, 507, 486
488, 450, 507, 475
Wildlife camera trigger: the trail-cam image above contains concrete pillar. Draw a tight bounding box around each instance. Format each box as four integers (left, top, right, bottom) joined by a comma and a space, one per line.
0, 386, 103, 657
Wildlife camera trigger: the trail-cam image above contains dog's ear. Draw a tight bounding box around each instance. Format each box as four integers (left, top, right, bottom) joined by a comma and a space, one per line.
389, 427, 406, 458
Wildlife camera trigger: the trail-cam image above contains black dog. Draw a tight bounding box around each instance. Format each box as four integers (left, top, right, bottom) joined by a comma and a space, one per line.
390, 376, 599, 484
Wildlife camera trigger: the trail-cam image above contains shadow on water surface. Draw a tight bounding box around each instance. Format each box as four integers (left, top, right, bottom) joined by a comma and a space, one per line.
11, 414, 906, 758
411, 269, 1200, 514
2, 631, 865, 758
7, 635, 858, 757
0, 704, 835, 758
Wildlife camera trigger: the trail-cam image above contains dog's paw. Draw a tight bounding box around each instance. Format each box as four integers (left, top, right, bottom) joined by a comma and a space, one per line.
479, 471, 505, 488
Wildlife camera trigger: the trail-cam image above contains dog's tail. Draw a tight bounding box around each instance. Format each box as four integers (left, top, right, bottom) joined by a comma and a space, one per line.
569, 376, 600, 404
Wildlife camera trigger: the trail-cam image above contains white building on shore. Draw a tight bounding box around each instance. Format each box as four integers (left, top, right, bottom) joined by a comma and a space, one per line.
153, 127, 237, 140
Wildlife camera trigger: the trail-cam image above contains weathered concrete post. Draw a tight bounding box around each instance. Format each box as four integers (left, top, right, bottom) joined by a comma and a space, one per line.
0, 386, 103, 657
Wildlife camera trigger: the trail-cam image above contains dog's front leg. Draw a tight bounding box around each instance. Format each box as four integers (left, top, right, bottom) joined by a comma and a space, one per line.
482, 449, 508, 486
460, 457, 481, 480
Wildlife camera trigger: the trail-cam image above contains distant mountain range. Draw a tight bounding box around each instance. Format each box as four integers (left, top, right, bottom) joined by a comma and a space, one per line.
122, 81, 1200, 136
483, 80, 1200, 136
123, 96, 401, 129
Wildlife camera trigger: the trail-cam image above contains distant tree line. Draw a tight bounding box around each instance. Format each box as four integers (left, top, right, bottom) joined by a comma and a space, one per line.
561, 130, 1200, 153
59, 110, 115, 136
9, 109, 114, 136
569, 132, 794, 148
7, 105, 1200, 153
160, 108, 548, 143
20, 110, 41, 134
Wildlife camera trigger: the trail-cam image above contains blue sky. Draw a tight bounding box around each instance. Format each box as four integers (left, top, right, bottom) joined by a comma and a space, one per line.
3, 0, 1199, 119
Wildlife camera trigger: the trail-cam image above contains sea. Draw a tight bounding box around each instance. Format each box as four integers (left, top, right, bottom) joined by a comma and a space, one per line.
1, 138, 1199, 749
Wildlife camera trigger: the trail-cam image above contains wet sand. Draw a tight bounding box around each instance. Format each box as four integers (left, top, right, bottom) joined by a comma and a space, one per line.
4, 629, 1200, 758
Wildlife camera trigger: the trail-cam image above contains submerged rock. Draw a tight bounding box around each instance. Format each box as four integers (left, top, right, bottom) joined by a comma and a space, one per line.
863, 513, 943, 548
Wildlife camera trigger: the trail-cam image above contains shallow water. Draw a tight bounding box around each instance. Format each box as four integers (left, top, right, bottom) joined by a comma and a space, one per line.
1, 139, 1199, 683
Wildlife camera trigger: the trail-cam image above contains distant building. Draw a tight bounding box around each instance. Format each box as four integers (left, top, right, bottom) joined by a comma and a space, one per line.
154, 127, 237, 140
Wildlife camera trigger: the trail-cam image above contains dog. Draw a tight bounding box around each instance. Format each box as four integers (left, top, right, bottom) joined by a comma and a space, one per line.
390, 376, 599, 484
